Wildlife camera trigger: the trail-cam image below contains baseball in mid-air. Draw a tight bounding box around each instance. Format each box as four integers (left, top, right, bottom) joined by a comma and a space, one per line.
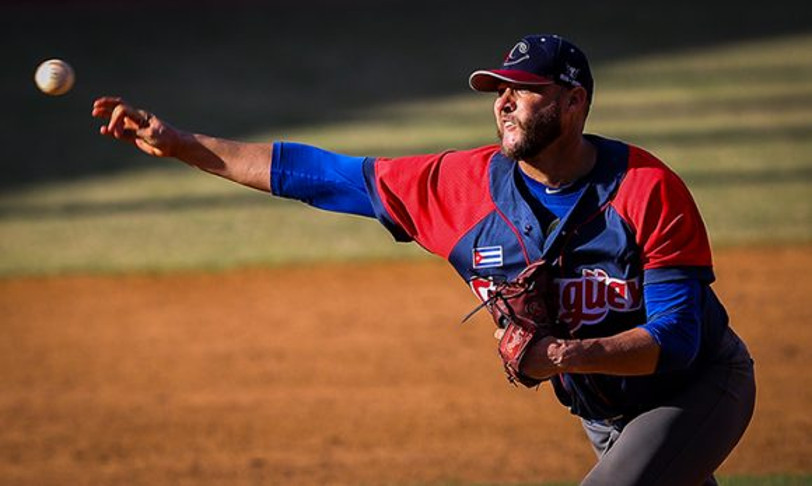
34, 59, 75, 96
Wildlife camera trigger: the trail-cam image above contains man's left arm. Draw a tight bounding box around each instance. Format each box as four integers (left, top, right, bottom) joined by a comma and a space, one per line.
519, 277, 704, 378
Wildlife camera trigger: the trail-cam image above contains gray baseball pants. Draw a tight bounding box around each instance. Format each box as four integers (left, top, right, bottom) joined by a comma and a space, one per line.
579, 328, 755, 486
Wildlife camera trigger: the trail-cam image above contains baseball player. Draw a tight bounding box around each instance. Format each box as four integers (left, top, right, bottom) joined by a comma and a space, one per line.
92, 34, 755, 485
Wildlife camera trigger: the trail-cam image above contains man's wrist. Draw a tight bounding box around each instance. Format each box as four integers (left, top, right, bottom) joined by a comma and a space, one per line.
547, 338, 580, 373
172, 130, 197, 160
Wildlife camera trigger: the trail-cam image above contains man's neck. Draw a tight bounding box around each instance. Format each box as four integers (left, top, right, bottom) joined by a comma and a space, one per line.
518, 135, 597, 188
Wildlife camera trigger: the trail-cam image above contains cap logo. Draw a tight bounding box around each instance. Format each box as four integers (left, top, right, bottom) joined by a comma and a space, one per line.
503, 41, 530, 67
560, 63, 582, 86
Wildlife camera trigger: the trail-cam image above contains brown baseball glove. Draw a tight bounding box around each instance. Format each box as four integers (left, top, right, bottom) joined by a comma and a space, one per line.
465, 260, 564, 387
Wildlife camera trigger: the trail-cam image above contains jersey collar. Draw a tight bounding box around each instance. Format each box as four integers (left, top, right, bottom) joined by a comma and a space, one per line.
488, 135, 630, 265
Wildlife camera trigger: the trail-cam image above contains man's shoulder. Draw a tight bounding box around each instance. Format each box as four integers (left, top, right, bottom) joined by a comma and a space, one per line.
378, 144, 500, 160
593, 136, 684, 190
371, 144, 504, 195
591, 134, 694, 213
588, 134, 673, 176
433, 144, 502, 165
375, 144, 500, 169
373, 144, 502, 189
368, 144, 503, 258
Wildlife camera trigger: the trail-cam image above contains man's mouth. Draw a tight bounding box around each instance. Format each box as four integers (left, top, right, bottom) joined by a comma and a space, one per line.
502, 118, 518, 131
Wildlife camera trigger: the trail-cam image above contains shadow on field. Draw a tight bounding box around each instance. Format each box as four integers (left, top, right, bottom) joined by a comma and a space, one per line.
3, 0, 811, 188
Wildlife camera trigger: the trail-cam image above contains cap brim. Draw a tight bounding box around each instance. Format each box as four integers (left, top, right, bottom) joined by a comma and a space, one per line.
468, 69, 555, 92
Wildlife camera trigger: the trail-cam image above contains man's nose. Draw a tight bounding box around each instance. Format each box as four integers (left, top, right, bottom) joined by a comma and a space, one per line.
498, 90, 516, 114
500, 99, 516, 114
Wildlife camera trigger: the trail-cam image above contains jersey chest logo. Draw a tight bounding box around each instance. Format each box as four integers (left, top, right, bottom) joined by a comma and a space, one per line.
469, 276, 498, 302
557, 268, 642, 331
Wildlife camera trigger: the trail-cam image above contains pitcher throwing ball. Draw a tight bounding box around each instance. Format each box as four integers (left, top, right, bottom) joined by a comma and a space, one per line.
92, 34, 755, 485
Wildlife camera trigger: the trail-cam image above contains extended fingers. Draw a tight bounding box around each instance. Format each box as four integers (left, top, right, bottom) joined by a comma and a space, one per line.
107, 107, 150, 139
107, 104, 131, 136
93, 97, 130, 137
91, 96, 124, 119
92, 97, 147, 134
92, 96, 172, 157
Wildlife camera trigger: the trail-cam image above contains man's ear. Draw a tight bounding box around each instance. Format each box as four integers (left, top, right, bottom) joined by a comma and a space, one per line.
568, 87, 586, 107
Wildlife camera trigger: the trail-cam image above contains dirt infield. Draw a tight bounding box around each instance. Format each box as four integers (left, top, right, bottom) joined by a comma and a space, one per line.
1, 246, 811, 485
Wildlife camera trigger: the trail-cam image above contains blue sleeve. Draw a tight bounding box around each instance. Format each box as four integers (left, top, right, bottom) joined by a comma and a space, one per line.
639, 278, 703, 372
270, 141, 375, 217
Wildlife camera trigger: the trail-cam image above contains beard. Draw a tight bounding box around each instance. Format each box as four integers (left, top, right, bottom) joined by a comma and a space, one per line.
497, 99, 563, 161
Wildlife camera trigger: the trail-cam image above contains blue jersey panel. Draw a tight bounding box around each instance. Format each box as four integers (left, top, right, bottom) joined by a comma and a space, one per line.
449, 211, 537, 284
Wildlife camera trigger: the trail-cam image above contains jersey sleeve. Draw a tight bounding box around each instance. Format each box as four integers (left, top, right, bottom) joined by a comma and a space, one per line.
270, 141, 375, 217
639, 278, 702, 372
610, 146, 714, 282
362, 145, 500, 258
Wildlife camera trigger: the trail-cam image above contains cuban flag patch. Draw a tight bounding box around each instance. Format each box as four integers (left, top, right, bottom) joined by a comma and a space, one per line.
473, 246, 503, 269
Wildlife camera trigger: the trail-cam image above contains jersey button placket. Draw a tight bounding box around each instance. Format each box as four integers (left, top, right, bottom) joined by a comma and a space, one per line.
521, 222, 546, 255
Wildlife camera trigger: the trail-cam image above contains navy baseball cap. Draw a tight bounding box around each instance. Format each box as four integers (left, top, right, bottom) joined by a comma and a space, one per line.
469, 34, 593, 100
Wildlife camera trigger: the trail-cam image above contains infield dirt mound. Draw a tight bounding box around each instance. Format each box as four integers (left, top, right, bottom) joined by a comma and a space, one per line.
1, 246, 810, 485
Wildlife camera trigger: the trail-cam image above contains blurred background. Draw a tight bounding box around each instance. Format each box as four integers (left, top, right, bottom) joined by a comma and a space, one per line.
1, 2, 812, 486
1, 0, 810, 275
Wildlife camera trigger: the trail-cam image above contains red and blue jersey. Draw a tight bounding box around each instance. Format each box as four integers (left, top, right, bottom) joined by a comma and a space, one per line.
271, 135, 730, 420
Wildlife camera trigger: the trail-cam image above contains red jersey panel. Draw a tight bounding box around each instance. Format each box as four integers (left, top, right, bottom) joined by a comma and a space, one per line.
372, 145, 502, 258
610, 147, 713, 270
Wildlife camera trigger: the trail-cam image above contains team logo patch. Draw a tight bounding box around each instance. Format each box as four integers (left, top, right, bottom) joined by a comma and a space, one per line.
473, 246, 503, 269
557, 268, 643, 331
469, 277, 498, 302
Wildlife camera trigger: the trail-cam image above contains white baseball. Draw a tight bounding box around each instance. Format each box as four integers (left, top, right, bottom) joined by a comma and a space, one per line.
34, 59, 75, 96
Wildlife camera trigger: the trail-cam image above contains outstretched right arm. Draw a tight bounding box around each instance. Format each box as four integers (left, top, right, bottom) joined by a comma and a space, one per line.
91, 97, 272, 192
